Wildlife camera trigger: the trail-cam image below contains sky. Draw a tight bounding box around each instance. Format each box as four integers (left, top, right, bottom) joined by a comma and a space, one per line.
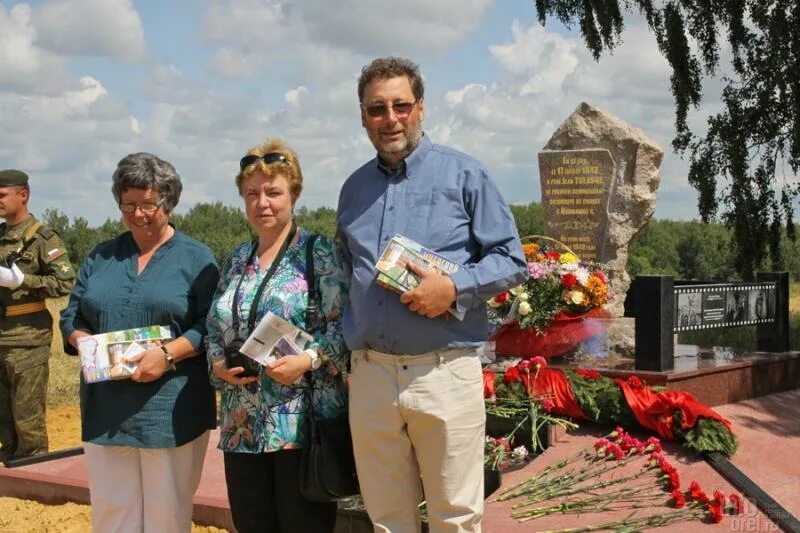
0, 0, 718, 226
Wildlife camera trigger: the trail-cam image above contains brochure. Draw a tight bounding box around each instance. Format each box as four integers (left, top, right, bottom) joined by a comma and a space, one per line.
240, 311, 315, 366
374, 234, 465, 320
78, 325, 174, 383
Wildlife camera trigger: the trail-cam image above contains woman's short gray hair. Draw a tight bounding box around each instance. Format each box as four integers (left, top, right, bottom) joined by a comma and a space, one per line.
111, 152, 182, 214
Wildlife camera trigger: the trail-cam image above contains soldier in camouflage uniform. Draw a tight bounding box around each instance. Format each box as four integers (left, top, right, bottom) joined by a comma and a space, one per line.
0, 169, 75, 461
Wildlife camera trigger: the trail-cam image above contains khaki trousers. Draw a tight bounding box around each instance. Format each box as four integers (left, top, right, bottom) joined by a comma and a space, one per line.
349, 348, 485, 533
84, 431, 210, 533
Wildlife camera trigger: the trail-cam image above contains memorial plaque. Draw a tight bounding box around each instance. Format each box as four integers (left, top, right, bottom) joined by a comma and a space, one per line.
538, 149, 615, 261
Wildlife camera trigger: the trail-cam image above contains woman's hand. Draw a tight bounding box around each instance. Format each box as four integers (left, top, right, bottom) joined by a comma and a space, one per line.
129, 346, 170, 383
212, 358, 259, 386
266, 352, 313, 386
67, 330, 92, 350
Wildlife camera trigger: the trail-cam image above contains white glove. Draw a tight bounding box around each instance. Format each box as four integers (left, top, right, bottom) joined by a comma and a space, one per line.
0, 264, 24, 289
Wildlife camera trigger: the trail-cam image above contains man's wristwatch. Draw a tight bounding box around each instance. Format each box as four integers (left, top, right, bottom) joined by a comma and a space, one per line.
306, 349, 322, 371
160, 344, 176, 371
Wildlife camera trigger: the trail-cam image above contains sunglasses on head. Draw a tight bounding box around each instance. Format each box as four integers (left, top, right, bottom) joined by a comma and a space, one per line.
362, 100, 418, 118
239, 152, 288, 170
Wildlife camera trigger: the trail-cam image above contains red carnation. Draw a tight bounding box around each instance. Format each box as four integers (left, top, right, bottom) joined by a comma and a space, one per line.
576, 369, 601, 380
729, 494, 744, 515
503, 366, 520, 383
546, 250, 560, 260
713, 490, 726, 508
494, 291, 509, 303
482, 370, 496, 400
561, 273, 577, 288
667, 470, 681, 491
530, 356, 547, 369
541, 399, 555, 413
688, 481, 709, 504
707, 501, 724, 523
646, 436, 662, 453
670, 490, 686, 508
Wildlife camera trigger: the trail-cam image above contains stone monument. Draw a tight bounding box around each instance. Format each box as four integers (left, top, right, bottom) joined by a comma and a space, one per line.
539, 102, 664, 354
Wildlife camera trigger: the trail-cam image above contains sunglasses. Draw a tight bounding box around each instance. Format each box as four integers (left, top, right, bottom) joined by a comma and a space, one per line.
362, 100, 418, 118
119, 198, 165, 214
239, 152, 288, 170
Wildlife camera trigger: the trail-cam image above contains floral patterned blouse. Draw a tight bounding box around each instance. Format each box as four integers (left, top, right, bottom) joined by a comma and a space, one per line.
205, 229, 349, 453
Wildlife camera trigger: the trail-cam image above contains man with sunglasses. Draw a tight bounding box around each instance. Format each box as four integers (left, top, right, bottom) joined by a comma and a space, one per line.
0, 169, 75, 462
337, 57, 527, 532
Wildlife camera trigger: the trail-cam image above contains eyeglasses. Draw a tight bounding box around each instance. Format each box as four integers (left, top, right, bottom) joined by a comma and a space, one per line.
239, 152, 288, 170
362, 100, 418, 118
119, 198, 164, 214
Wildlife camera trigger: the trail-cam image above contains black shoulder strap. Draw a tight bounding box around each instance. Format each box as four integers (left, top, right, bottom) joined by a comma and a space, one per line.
305, 234, 321, 332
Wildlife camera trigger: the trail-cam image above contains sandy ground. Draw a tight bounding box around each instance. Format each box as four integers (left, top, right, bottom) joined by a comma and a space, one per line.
1, 405, 227, 532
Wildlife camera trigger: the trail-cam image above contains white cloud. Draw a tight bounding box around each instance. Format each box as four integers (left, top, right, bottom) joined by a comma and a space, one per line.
294, 0, 493, 55
0, 4, 70, 93
32, 0, 146, 62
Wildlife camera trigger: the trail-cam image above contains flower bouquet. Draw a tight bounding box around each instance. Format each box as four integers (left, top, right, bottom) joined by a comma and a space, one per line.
488, 237, 611, 358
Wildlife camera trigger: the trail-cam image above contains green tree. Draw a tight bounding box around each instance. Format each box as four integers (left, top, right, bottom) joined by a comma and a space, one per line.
510, 202, 545, 238
173, 202, 252, 264
534, 1, 799, 279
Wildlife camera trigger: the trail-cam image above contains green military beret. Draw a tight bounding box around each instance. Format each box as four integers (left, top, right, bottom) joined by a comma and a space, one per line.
0, 169, 29, 187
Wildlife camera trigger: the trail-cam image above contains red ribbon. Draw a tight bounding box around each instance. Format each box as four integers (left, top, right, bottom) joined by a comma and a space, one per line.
531, 368, 588, 420
616, 379, 733, 439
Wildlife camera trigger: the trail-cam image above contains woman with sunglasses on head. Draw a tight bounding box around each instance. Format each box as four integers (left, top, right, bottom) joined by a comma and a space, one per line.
60, 153, 219, 532
205, 138, 349, 533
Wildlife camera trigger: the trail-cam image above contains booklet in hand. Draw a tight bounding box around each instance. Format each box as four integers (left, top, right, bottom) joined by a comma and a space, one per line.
239, 311, 315, 366
374, 234, 465, 321
78, 325, 174, 383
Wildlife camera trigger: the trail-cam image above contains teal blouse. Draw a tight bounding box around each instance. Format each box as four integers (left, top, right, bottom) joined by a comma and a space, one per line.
205, 230, 349, 453
60, 230, 219, 448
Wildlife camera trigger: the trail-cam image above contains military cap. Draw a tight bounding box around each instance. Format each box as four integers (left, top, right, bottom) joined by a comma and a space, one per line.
0, 170, 29, 187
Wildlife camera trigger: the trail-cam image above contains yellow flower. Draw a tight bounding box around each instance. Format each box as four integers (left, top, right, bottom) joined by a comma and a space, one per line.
509, 285, 525, 296
559, 252, 579, 264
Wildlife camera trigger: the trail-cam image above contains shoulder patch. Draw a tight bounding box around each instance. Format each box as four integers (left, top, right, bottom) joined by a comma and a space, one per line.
47, 247, 66, 261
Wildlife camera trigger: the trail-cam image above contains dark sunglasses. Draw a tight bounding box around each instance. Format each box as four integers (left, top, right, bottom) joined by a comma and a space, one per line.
362, 100, 418, 118
240, 152, 288, 170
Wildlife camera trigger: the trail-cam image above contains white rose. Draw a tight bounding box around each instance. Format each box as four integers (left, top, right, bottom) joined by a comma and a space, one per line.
567, 291, 585, 305
509, 285, 525, 296
518, 292, 529, 301
518, 301, 532, 315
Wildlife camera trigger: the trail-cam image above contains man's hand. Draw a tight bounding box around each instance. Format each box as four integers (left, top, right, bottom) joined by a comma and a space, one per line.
0, 264, 24, 289
399, 262, 457, 318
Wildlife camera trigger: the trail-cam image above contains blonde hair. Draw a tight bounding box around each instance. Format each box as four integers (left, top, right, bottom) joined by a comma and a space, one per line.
236, 138, 303, 200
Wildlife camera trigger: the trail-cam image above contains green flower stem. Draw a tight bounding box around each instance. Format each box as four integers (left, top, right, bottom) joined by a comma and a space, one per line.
512, 486, 660, 521
537, 508, 707, 532
513, 464, 661, 508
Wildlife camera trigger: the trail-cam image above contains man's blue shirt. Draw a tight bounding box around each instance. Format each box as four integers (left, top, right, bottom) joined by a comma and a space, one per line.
337, 135, 527, 355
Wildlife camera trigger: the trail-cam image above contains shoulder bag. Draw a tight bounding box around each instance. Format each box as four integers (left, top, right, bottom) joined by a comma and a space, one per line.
299, 234, 359, 502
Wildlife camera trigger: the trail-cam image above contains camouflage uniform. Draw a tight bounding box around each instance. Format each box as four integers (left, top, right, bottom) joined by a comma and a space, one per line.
0, 215, 75, 460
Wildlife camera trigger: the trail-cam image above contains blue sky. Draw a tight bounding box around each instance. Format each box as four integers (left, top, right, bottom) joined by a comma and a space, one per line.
0, 0, 709, 226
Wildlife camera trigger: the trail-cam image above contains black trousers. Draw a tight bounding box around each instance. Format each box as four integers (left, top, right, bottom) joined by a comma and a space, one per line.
224, 449, 337, 533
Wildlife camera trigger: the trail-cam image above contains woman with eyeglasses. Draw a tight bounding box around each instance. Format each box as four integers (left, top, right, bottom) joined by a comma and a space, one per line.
60, 152, 219, 533
205, 138, 349, 533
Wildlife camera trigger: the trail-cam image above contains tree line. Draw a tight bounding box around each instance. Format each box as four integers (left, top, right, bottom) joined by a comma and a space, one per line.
42, 201, 800, 282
